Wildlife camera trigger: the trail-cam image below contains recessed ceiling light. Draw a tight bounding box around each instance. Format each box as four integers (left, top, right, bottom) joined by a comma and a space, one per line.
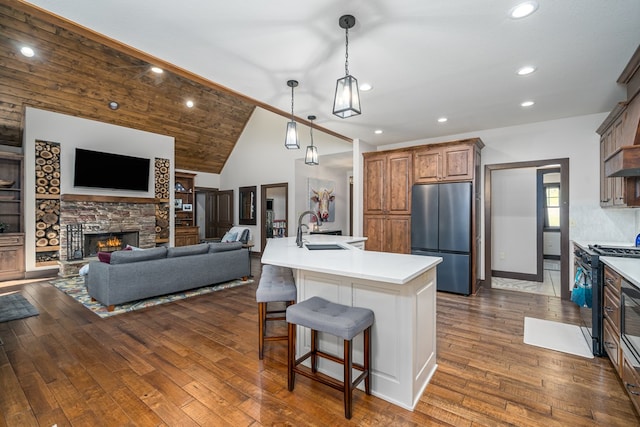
108, 101, 119, 110
20, 46, 35, 57
510, 1, 538, 19
374, 129, 383, 134
185, 100, 194, 108
521, 100, 535, 107
360, 83, 373, 91
437, 117, 448, 123
151, 67, 164, 74
517, 66, 537, 76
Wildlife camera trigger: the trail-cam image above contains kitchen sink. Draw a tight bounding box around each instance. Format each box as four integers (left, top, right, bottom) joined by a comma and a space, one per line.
304, 243, 346, 250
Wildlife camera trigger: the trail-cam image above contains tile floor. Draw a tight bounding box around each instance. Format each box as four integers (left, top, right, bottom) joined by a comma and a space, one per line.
491, 259, 561, 297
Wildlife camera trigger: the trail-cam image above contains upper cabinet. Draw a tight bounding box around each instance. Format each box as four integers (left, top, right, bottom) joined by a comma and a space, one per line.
414, 139, 483, 184
363, 150, 412, 216
598, 46, 640, 208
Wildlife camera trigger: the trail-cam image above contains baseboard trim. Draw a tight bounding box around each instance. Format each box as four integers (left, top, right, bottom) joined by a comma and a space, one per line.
492, 270, 539, 282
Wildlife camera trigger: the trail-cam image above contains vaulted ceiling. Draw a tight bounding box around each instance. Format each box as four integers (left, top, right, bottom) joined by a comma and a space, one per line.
2, 1, 640, 174
0, 0, 347, 174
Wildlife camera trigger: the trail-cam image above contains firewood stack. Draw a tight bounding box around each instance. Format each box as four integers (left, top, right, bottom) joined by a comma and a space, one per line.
35, 199, 60, 247
35, 141, 61, 195
34, 140, 62, 261
154, 158, 170, 240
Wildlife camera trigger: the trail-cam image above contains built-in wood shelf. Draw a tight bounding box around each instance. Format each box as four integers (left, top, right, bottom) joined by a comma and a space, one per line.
61, 194, 156, 204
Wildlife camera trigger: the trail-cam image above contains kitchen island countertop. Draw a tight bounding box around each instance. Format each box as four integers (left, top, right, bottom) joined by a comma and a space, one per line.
261, 235, 441, 285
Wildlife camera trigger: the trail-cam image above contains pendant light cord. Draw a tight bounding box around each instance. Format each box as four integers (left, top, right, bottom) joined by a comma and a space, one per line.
290, 85, 295, 120
344, 26, 350, 76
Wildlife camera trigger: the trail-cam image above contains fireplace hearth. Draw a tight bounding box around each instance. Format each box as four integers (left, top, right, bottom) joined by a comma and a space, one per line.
84, 231, 139, 257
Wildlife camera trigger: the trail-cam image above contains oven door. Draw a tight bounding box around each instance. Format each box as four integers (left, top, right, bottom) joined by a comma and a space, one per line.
573, 248, 603, 356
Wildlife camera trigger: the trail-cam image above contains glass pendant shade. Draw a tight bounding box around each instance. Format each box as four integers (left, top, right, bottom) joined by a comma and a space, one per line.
284, 121, 299, 149
333, 74, 361, 118
305, 145, 318, 165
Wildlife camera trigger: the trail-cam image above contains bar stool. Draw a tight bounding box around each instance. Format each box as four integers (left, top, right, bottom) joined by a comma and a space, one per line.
286, 296, 374, 419
256, 264, 296, 359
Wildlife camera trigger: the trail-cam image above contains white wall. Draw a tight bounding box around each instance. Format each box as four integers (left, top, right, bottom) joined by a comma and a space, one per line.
294, 160, 350, 235
23, 107, 175, 272
492, 168, 537, 274
220, 107, 353, 252
366, 112, 640, 280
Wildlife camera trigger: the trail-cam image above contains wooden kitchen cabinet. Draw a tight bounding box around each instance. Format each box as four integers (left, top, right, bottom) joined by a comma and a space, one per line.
363, 139, 483, 262
622, 352, 640, 415
603, 266, 622, 374
413, 139, 482, 184
363, 150, 412, 215
363, 150, 412, 253
598, 46, 640, 208
363, 215, 411, 253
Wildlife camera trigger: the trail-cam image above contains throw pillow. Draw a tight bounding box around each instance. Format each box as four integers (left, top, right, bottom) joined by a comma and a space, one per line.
97, 251, 112, 263
125, 244, 143, 251
221, 231, 238, 243
79, 264, 90, 276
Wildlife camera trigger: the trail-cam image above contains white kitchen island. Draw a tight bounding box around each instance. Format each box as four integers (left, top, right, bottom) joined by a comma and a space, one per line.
261, 235, 441, 410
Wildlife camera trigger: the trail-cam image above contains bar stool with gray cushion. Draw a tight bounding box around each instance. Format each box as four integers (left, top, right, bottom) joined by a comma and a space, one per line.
256, 264, 296, 359
286, 296, 374, 419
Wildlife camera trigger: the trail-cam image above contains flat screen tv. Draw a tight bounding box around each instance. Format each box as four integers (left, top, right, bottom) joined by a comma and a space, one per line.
74, 148, 150, 191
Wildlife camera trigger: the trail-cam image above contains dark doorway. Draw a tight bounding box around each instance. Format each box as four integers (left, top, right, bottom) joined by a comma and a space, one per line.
195, 188, 233, 240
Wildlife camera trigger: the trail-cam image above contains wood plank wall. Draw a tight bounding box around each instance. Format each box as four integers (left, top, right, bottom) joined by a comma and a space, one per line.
0, 0, 258, 174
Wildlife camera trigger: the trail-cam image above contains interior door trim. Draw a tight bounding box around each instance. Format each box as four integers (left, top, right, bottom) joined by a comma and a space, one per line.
484, 158, 569, 300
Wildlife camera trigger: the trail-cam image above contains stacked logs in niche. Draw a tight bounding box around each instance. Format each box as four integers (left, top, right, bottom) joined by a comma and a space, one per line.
154, 158, 170, 199
35, 140, 61, 195
155, 204, 170, 239
36, 199, 60, 247
36, 252, 59, 263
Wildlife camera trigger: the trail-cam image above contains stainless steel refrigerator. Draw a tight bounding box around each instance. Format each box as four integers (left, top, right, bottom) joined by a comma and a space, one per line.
411, 182, 472, 295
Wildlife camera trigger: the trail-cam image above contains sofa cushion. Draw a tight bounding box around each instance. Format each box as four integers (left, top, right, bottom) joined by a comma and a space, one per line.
167, 243, 209, 258
209, 241, 243, 253
110, 246, 167, 264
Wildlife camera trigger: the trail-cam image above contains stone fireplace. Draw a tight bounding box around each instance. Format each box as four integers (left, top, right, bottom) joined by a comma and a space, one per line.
58, 195, 157, 262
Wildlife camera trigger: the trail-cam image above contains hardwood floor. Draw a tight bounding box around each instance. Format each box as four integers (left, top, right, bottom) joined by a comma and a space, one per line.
1, 259, 639, 426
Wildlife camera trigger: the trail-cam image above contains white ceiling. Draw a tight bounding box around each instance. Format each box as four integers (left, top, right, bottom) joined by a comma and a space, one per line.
24, 0, 640, 146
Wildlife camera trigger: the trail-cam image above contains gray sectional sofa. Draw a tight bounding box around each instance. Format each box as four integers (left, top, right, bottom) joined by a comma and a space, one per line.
86, 241, 250, 311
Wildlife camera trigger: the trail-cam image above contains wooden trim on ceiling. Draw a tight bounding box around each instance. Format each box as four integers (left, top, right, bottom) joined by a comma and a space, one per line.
15, 0, 353, 144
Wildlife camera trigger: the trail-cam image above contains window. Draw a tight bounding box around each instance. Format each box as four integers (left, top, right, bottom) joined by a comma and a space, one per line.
544, 183, 560, 229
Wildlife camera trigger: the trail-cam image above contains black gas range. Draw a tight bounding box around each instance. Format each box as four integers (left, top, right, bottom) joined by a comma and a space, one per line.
588, 244, 640, 258
573, 242, 640, 357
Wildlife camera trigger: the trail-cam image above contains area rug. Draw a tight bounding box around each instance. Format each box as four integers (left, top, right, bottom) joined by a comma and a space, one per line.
0, 292, 39, 323
51, 276, 253, 318
523, 317, 593, 359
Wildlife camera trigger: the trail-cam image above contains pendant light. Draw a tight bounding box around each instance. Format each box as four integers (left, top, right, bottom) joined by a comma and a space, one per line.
305, 115, 319, 166
333, 15, 361, 119
284, 80, 300, 149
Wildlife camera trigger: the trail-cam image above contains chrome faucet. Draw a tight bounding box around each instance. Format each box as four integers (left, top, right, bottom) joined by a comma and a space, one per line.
297, 210, 322, 248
